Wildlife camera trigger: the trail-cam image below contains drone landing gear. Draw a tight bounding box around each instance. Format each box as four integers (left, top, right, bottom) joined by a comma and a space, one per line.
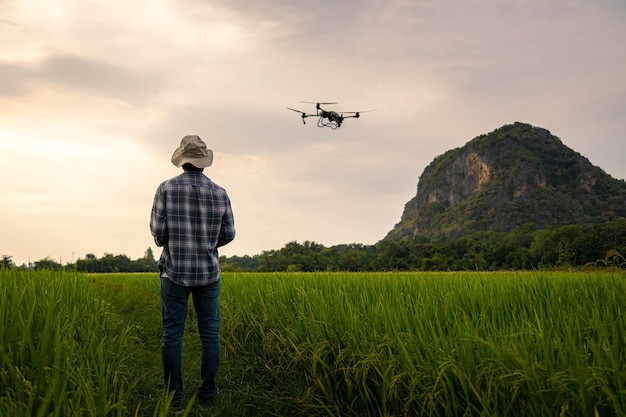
317, 118, 339, 129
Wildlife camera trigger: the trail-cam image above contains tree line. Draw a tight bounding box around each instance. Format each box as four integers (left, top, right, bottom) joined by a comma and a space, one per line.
1, 248, 159, 272
222, 218, 626, 272
3, 218, 625, 272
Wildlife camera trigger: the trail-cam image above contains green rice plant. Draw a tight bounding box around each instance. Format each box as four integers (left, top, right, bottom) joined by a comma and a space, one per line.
41, 270, 623, 416
219, 271, 626, 416
85, 273, 174, 417
0, 269, 138, 416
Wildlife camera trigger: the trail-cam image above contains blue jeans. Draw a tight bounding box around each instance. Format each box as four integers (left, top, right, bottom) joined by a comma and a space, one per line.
160, 277, 221, 405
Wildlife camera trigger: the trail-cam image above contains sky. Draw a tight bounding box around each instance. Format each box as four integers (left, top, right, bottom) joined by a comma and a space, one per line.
1, 0, 625, 266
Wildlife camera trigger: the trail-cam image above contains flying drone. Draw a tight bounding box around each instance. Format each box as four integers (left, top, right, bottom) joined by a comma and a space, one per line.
287, 102, 374, 129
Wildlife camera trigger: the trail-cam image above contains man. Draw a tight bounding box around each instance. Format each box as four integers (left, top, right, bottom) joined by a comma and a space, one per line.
150, 135, 235, 409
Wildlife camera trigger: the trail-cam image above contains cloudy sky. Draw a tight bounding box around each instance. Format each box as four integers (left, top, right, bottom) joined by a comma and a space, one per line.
1, 0, 625, 266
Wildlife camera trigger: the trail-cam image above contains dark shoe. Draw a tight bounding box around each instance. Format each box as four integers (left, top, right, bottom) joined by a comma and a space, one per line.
199, 394, 216, 406
169, 395, 183, 414
199, 380, 217, 405
199, 387, 217, 406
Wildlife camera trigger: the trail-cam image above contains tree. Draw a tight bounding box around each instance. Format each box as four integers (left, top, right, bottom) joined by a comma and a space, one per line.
1, 255, 14, 269
137, 247, 158, 271
34, 257, 62, 270
374, 240, 413, 270
144, 247, 155, 261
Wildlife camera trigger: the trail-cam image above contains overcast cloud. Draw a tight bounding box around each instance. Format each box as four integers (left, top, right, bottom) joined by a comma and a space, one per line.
1, 0, 625, 265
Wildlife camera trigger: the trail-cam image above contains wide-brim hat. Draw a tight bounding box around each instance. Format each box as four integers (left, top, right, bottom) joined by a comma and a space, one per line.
171, 135, 213, 168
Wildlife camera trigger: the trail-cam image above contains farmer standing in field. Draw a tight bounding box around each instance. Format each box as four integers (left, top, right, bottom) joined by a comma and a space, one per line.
150, 135, 235, 410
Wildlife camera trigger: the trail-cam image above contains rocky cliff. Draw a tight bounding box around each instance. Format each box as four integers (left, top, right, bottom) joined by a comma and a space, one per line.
385, 122, 626, 242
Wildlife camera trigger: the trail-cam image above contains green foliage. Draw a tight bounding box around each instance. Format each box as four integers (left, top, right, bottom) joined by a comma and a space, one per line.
230, 218, 626, 271
0, 269, 138, 416
75, 250, 158, 273
5, 270, 626, 416
13, 215, 623, 274
87, 274, 174, 416
34, 257, 63, 270
220, 271, 626, 416
596, 249, 626, 268
257, 240, 371, 272
1, 255, 14, 269
219, 254, 259, 271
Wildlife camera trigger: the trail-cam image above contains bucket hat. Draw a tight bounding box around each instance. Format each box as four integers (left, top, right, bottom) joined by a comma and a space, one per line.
171, 135, 213, 168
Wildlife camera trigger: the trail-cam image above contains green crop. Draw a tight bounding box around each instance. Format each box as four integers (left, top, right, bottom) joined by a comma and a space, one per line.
220, 271, 626, 416
0, 269, 137, 416
2, 270, 625, 416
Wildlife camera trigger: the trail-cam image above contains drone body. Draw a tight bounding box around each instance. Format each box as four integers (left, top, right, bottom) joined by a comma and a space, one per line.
287, 102, 373, 129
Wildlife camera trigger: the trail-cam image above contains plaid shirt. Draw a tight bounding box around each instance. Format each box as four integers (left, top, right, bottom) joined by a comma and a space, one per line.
150, 170, 235, 287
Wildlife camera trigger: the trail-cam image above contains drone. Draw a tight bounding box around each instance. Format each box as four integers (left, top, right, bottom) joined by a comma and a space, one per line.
287, 102, 374, 129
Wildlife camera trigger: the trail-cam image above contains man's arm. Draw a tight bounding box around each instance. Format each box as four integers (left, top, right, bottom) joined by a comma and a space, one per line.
217, 195, 235, 248
150, 184, 168, 247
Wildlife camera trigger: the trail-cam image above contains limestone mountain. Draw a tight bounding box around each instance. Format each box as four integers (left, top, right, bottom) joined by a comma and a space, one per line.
386, 122, 626, 242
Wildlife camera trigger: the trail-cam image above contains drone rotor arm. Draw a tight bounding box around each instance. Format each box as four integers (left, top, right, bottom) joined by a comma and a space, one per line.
288, 107, 317, 124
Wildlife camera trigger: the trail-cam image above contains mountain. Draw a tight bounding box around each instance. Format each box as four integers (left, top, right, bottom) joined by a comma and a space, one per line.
385, 122, 626, 242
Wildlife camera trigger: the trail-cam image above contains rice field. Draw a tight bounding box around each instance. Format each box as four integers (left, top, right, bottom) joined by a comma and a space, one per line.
0, 269, 137, 416
1, 269, 625, 416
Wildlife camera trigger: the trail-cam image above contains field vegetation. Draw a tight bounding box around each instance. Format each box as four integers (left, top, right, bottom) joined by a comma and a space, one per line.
0, 269, 137, 416
1, 269, 625, 416
4, 216, 625, 273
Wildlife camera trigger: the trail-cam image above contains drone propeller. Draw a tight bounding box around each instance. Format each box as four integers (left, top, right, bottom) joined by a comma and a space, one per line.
340, 109, 376, 119
301, 101, 337, 105
287, 107, 312, 124
301, 101, 338, 111
287, 107, 306, 114
340, 110, 376, 114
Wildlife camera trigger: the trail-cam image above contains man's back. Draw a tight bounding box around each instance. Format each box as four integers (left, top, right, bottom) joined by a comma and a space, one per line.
151, 170, 235, 286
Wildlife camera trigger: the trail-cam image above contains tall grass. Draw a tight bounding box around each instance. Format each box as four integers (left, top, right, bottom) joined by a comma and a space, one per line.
220, 271, 626, 416
3, 270, 625, 416
0, 269, 137, 416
